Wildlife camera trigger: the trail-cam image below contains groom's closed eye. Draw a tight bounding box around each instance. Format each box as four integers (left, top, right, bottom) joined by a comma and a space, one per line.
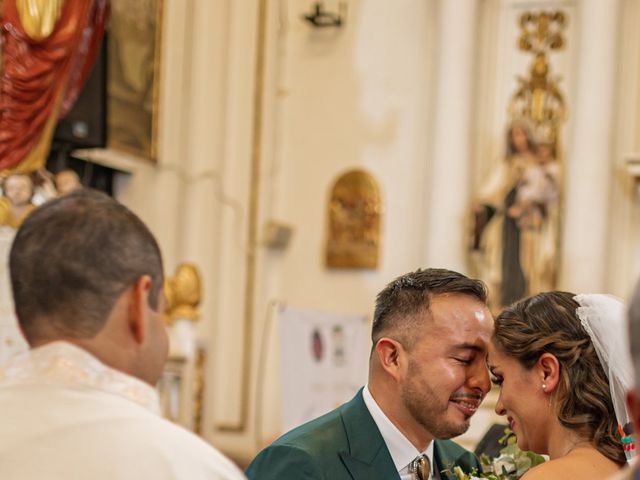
450, 343, 483, 365
450, 344, 483, 365
453, 357, 473, 365
451, 350, 476, 365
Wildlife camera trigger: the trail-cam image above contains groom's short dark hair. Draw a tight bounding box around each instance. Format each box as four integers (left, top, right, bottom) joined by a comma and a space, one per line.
372, 268, 487, 348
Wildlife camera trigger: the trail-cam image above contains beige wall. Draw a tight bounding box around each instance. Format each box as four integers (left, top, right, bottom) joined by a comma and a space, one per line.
108, 0, 640, 463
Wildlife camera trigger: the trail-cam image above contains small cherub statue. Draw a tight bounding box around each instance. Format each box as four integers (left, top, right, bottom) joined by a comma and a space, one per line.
0, 174, 36, 229
54, 169, 82, 196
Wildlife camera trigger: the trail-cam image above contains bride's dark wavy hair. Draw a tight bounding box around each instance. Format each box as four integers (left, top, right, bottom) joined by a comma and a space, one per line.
494, 291, 625, 465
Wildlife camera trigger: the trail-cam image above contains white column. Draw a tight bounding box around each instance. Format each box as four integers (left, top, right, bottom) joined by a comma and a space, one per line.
560, 0, 620, 292
166, 318, 197, 430
425, 0, 478, 272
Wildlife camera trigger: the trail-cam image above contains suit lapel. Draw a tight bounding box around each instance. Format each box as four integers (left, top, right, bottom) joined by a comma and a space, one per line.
338, 389, 400, 480
434, 440, 475, 480
434, 441, 455, 480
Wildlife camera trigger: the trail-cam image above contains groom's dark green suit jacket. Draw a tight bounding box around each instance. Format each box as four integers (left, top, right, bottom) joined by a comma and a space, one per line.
246, 389, 481, 480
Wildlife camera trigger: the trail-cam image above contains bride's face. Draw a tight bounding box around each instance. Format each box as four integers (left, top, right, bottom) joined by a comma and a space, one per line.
488, 343, 549, 454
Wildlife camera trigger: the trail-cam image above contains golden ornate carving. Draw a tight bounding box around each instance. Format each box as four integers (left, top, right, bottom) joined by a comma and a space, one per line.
16, 0, 65, 40
0, 198, 34, 228
192, 347, 206, 435
510, 11, 567, 146
518, 11, 566, 52
326, 169, 381, 269
164, 263, 201, 323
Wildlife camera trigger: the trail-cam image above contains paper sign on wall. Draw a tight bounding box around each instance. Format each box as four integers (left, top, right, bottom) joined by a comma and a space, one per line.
278, 307, 369, 432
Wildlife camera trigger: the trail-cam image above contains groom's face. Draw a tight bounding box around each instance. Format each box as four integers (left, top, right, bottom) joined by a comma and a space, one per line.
400, 293, 493, 439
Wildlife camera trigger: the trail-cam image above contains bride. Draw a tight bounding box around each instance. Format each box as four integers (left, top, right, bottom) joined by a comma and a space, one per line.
487, 291, 634, 479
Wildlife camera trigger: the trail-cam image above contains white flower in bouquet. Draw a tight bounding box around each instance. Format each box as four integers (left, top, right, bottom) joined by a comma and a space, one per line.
445, 428, 546, 480
487, 454, 517, 476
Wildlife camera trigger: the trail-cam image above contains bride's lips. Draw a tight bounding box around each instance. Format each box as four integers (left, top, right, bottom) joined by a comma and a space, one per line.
449, 396, 482, 416
508, 416, 516, 431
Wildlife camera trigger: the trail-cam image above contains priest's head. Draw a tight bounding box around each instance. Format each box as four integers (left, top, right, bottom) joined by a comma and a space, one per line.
9, 188, 168, 385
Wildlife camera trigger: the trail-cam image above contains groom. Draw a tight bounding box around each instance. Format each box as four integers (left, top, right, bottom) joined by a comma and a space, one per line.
246, 268, 493, 480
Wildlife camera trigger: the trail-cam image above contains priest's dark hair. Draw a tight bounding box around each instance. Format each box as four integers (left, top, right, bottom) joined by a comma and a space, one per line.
9, 188, 164, 343
372, 268, 487, 350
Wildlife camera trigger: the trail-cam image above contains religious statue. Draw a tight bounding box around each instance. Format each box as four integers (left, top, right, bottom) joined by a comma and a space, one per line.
0, 0, 108, 172
54, 169, 82, 196
0, 174, 36, 228
471, 10, 567, 309
472, 120, 536, 307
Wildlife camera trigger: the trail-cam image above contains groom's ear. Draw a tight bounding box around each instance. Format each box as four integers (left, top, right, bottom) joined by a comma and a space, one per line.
537, 352, 560, 392
375, 338, 406, 381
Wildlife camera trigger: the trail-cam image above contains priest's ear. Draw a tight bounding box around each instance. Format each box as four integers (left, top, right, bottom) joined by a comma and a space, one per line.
128, 275, 153, 345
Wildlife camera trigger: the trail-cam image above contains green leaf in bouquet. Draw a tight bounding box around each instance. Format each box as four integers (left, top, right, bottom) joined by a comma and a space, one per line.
479, 453, 493, 467
525, 451, 546, 468
498, 427, 517, 446
515, 455, 532, 477
499, 443, 520, 457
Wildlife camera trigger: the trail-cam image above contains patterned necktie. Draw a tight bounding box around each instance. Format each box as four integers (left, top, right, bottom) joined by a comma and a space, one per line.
411, 454, 430, 480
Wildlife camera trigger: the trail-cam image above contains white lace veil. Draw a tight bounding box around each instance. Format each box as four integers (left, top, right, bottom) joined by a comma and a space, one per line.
574, 293, 635, 462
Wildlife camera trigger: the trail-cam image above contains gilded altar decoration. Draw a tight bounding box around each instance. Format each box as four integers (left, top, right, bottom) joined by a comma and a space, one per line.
107, 0, 162, 160
471, 11, 567, 309
192, 347, 206, 435
326, 169, 381, 269
164, 263, 201, 324
0, 0, 108, 173
160, 262, 203, 431
510, 11, 567, 140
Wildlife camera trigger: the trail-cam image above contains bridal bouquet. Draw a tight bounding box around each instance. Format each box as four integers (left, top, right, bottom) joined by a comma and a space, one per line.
445, 429, 546, 480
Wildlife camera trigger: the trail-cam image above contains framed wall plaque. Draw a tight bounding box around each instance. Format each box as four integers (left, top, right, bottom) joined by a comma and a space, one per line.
326, 169, 381, 269
107, 0, 162, 160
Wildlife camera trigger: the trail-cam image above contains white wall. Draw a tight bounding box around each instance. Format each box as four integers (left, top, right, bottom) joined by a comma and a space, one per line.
273, 0, 436, 315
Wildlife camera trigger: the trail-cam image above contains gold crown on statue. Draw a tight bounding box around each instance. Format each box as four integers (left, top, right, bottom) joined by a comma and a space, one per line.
508, 10, 568, 155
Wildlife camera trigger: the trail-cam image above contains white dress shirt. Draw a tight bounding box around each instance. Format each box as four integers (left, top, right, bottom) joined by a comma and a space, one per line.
0, 341, 245, 479
363, 385, 437, 479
